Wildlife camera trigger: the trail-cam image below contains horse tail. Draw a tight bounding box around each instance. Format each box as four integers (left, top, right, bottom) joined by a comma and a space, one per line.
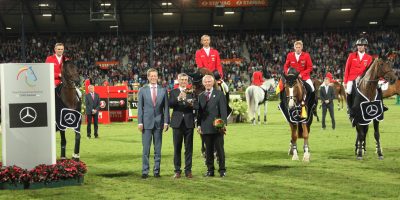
245, 87, 254, 118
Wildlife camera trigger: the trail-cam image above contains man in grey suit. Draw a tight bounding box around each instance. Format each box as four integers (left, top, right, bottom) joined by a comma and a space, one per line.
320, 77, 336, 130
137, 68, 170, 179
85, 85, 100, 139
197, 75, 227, 177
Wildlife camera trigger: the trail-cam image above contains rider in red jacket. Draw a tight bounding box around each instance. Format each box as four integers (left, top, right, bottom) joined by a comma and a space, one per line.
344, 38, 388, 121
195, 35, 223, 79
45, 43, 67, 87
283, 40, 315, 105
252, 68, 264, 86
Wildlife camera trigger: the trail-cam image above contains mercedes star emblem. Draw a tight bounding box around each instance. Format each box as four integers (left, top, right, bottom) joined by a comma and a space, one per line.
291, 109, 300, 120
366, 104, 379, 116
19, 107, 37, 124
64, 113, 76, 125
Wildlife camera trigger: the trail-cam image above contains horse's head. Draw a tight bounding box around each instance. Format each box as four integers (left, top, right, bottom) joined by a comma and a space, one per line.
375, 58, 397, 85
189, 71, 205, 96
62, 61, 80, 87
284, 67, 304, 109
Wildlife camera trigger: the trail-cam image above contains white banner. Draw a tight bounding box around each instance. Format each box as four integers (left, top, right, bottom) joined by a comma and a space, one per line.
1, 63, 55, 169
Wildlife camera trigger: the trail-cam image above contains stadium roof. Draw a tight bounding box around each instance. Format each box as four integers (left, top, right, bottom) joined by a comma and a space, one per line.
0, 0, 399, 34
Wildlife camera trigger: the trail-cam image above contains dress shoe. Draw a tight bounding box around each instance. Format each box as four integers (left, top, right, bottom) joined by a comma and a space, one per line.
185, 172, 193, 178
220, 172, 226, 177
95, 136, 99, 139
154, 173, 161, 178
204, 171, 214, 177
141, 174, 149, 179
173, 172, 181, 179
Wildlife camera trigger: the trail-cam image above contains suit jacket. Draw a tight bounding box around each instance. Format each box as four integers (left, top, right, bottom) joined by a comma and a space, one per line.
138, 85, 170, 130
283, 52, 313, 81
169, 88, 195, 129
195, 48, 223, 79
197, 89, 227, 134
319, 85, 335, 103
85, 92, 100, 114
45, 54, 66, 87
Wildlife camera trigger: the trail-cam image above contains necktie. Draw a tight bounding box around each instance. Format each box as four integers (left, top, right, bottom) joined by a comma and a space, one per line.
91, 93, 94, 100
152, 86, 157, 106
206, 91, 210, 101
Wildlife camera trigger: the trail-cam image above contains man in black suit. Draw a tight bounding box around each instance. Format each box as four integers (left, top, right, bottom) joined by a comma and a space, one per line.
169, 73, 196, 179
85, 85, 100, 138
197, 75, 228, 177
320, 77, 336, 130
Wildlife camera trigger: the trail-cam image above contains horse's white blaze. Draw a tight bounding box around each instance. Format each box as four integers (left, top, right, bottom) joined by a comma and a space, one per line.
288, 87, 295, 108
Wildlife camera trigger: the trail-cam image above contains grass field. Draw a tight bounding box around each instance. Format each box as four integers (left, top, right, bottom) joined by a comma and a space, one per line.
1, 100, 400, 200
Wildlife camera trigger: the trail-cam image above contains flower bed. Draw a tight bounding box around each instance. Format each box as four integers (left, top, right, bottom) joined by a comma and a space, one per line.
0, 159, 87, 190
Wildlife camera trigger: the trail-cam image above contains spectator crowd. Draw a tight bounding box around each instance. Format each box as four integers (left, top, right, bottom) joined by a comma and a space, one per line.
0, 30, 399, 92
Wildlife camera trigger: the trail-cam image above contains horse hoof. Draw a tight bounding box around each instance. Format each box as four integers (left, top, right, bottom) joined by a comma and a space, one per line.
292, 154, 299, 161
356, 156, 363, 160
303, 152, 310, 162
378, 156, 384, 160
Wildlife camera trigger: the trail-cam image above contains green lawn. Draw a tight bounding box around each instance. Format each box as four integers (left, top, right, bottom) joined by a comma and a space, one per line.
1, 100, 400, 200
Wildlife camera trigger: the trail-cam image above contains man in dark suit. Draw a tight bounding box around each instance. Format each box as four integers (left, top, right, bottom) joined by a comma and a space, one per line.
169, 73, 196, 179
320, 77, 336, 130
197, 75, 227, 177
85, 85, 100, 138
137, 68, 170, 179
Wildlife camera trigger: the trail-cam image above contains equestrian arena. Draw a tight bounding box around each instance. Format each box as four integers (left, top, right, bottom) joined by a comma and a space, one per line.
0, 0, 400, 199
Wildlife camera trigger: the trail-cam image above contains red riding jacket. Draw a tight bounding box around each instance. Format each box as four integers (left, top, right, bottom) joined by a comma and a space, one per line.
283, 52, 313, 81
344, 52, 373, 84
252, 71, 264, 86
45, 54, 65, 87
195, 48, 223, 79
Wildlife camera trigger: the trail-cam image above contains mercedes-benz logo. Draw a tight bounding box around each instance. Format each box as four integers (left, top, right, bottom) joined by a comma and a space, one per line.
291, 109, 300, 120
366, 104, 379, 116
19, 107, 37, 124
64, 113, 76, 125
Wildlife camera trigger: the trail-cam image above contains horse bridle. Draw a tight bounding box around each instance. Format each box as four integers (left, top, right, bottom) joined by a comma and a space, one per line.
366, 59, 393, 82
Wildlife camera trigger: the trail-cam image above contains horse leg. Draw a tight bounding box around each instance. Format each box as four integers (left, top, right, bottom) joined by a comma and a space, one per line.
373, 120, 384, 160
289, 123, 299, 160
356, 125, 367, 160
72, 131, 81, 161
60, 131, 67, 159
302, 123, 310, 162
263, 101, 267, 124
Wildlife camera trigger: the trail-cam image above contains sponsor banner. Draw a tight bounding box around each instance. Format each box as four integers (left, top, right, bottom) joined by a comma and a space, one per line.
130, 100, 138, 109
9, 103, 48, 128
198, 0, 268, 7
110, 110, 128, 122
109, 98, 128, 111
95, 61, 119, 70
221, 58, 244, 65
1, 63, 56, 169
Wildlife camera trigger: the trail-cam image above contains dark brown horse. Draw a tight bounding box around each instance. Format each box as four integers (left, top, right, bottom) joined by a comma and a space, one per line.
283, 68, 313, 162
382, 79, 400, 98
352, 58, 397, 160
56, 61, 82, 160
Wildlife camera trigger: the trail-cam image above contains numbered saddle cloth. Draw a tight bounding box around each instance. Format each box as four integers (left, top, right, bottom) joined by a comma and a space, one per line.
352, 87, 384, 125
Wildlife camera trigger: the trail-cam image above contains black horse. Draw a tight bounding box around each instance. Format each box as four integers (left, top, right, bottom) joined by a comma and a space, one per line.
350, 58, 397, 160
55, 60, 82, 160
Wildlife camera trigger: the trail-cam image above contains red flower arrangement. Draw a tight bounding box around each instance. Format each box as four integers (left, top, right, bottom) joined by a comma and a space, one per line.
213, 118, 226, 135
0, 159, 87, 186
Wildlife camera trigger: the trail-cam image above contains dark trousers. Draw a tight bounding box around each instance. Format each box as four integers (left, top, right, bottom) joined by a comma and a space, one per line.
203, 133, 225, 173
322, 102, 335, 129
173, 121, 193, 175
87, 114, 98, 137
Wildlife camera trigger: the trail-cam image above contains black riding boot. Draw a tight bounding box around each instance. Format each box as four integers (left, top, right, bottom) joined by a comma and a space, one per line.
377, 88, 389, 112
346, 94, 356, 127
